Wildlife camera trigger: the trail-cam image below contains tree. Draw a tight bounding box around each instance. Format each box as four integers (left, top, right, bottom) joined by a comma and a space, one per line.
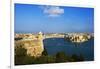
71, 54, 84, 62
42, 47, 48, 56
55, 52, 68, 63
71, 54, 79, 62
46, 56, 55, 63
15, 45, 27, 57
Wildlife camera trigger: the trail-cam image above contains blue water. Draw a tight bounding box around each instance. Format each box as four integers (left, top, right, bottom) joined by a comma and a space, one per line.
43, 38, 94, 61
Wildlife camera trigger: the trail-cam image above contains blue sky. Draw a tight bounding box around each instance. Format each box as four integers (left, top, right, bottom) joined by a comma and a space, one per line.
15, 3, 94, 33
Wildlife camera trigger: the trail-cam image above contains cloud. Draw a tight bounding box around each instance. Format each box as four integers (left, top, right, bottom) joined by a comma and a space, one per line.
41, 6, 64, 17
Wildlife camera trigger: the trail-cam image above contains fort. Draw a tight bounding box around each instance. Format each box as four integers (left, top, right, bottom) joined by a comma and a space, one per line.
15, 32, 44, 57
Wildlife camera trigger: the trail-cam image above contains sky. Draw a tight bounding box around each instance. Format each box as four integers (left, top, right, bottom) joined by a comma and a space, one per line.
15, 3, 94, 33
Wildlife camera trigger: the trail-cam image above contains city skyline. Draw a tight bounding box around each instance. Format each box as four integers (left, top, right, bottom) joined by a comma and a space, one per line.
15, 3, 94, 33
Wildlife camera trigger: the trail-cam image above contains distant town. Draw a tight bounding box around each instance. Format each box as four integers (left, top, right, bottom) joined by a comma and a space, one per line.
15, 32, 94, 43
